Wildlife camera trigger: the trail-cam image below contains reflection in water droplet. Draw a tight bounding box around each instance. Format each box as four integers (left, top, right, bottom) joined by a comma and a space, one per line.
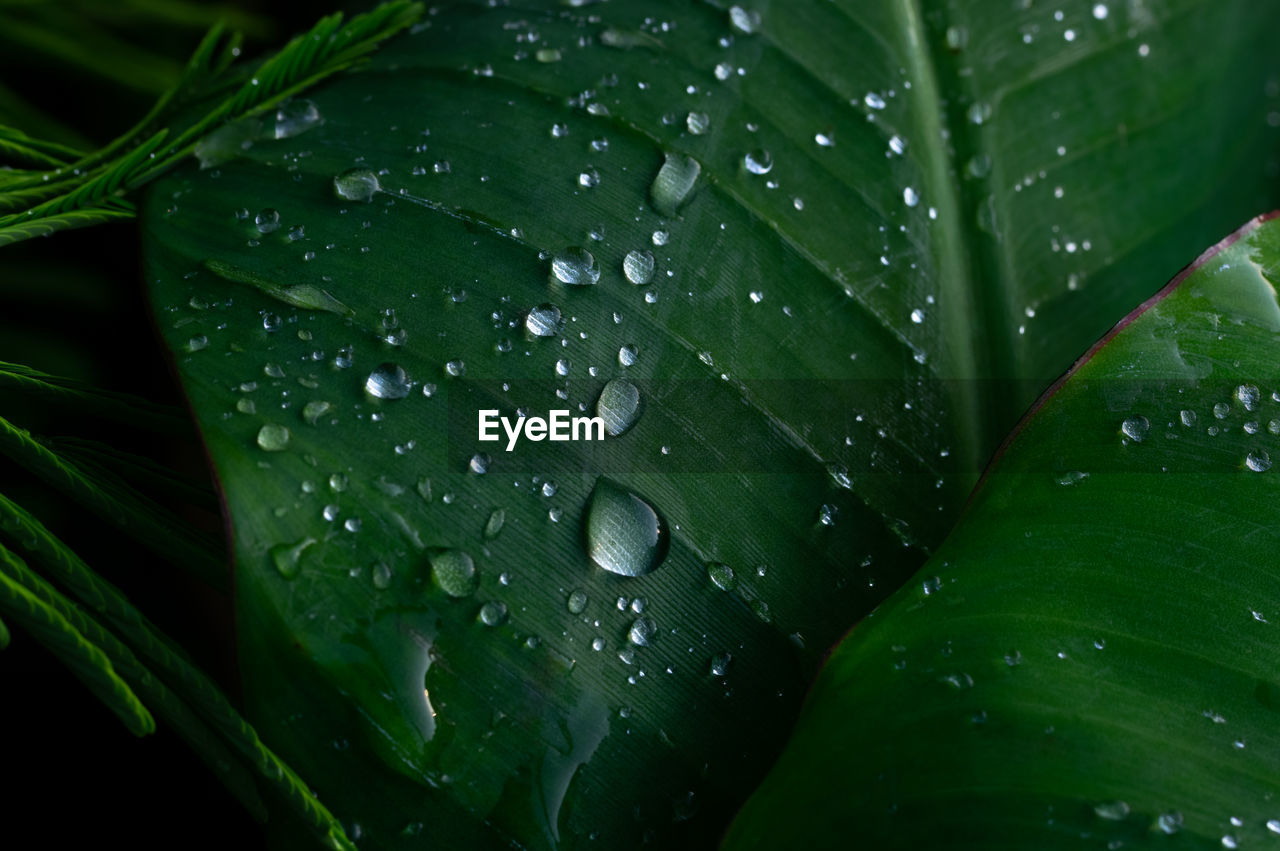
256, 424, 290, 451
551, 246, 600, 286
366, 363, 411, 399
430, 549, 478, 598
333, 167, 380, 202
1120, 416, 1149, 442
1247, 450, 1271, 472
479, 600, 508, 626
525, 303, 562, 336
597, 379, 642, 437
584, 478, 669, 577
623, 250, 655, 284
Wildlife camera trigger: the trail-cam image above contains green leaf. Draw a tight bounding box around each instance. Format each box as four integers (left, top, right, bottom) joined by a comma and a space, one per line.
726, 212, 1280, 848
138, 0, 1280, 846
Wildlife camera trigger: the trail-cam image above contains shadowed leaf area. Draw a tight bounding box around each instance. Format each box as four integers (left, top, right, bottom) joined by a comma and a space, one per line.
140, 0, 1280, 846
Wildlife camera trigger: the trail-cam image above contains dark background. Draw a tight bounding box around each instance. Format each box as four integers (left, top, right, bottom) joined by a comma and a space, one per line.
0, 3, 336, 847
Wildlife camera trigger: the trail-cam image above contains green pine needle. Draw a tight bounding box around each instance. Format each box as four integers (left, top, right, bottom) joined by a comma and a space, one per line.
0, 1, 423, 247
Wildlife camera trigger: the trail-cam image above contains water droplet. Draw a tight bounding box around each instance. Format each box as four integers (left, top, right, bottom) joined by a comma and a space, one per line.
541, 481, 558, 498
1056, 470, 1088, 486
566, 590, 588, 614
1247, 450, 1271, 472
584, 478, 668, 577
910, 308, 925, 324
728, 5, 760, 34
333, 168, 380, 202
966, 153, 992, 179
1267, 819, 1280, 835
1237, 384, 1261, 411
743, 148, 773, 175
301, 400, 331, 425
709, 652, 732, 676
344, 517, 362, 533
371, 562, 392, 589
433, 160, 451, 174
597, 379, 642, 437
525, 303, 562, 336
903, 186, 919, 207
967, 102, 992, 125
706, 562, 736, 591
186, 335, 208, 352
1120, 416, 1149, 442
444, 359, 466, 377
686, 111, 711, 135
1157, 811, 1184, 834
1092, 3, 1109, 19
365, 363, 411, 399
864, 92, 886, 110
484, 509, 505, 539
430, 549, 477, 598
551, 246, 600, 286
470, 453, 491, 474
1094, 801, 1130, 821
623, 250, 655, 284
628, 617, 656, 646
649, 151, 701, 216
715, 62, 733, 81
254, 209, 280, 233
1180, 409, 1197, 427
270, 537, 314, 579
479, 600, 508, 626
651, 229, 669, 246
256, 424, 290, 451
1215, 402, 1231, 419
273, 99, 322, 139
618, 344, 639, 367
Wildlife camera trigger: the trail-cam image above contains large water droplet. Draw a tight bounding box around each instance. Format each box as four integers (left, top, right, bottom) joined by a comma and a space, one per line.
596, 379, 642, 437
623, 249, 655, 284
257, 424, 290, 451
1247, 450, 1272, 472
618, 343, 639, 367
333, 167, 380, 202
550, 246, 600, 286
584, 478, 669, 577
525, 303, 562, 336
430, 549, 478, 598
649, 151, 701, 217
366, 363, 411, 399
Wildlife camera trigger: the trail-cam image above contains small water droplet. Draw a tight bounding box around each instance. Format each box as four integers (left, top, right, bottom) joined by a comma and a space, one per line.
618, 344, 639, 367
596, 379, 642, 437
709, 652, 732, 676
525, 303, 562, 336
254, 209, 280, 233
333, 168, 380, 202
371, 562, 392, 589
1120, 416, 1149, 442
623, 250, 656, 284
273, 99, 321, 138
270, 537, 314, 579
743, 148, 773, 174
484, 509, 505, 539
567, 590, 588, 614
1094, 801, 1130, 821
479, 600, 508, 626
728, 5, 760, 34
302, 400, 332, 425
706, 562, 736, 591
1157, 811, 1184, 835
686, 111, 711, 135
365, 363, 411, 399
430, 549, 477, 598
256, 424, 290, 451
649, 151, 701, 216
551, 246, 601, 286
864, 92, 886, 110
584, 478, 668, 577
903, 186, 919, 207
470, 453, 491, 474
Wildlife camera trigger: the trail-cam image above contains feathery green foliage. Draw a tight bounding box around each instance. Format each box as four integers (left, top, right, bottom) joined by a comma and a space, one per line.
0, 360, 189, 433
0, 1, 422, 247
